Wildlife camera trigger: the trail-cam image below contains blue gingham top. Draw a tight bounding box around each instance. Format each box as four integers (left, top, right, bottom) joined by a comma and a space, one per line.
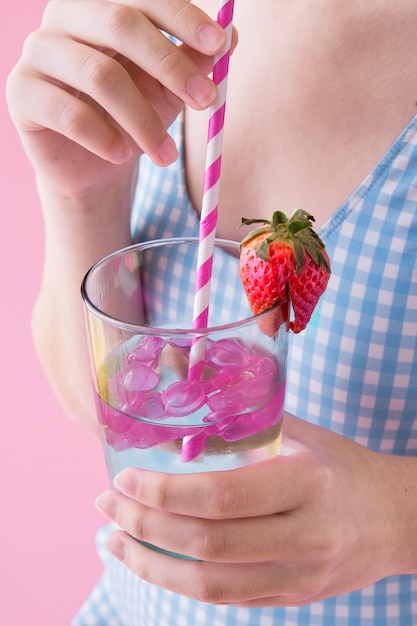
73, 114, 417, 626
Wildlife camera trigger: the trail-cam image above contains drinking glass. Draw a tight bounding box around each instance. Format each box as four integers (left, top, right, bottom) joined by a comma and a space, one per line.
81, 238, 288, 554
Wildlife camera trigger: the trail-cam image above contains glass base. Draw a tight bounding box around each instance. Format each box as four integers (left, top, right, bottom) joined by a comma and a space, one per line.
132, 537, 199, 561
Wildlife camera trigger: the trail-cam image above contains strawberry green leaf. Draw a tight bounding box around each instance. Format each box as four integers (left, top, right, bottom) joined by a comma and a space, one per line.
303, 229, 326, 249
292, 209, 315, 223
288, 220, 311, 235
292, 240, 305, 274
255, 238, 271, 262
241, 217, 271, 227
240, 226, 273, 247
304, 241, 322, 267
271, 211, 288, 229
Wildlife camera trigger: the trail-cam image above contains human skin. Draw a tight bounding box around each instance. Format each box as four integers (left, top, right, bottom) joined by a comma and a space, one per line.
6, 0, 417, 606
95, 413, 417, 606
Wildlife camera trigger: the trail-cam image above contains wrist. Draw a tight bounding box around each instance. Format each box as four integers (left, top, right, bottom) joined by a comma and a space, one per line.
38, 164, 136, 262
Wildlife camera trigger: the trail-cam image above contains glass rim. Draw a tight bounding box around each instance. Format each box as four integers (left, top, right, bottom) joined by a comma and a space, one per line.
81, 237, 282, 336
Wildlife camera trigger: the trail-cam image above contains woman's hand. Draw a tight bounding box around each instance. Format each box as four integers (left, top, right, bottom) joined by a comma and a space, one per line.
6, 0, 229, 197
95, 413, 417, 607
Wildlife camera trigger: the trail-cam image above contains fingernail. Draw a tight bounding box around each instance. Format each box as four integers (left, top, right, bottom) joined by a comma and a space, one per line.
114, 470, 137, 497
95, 493, 118, 518
106, 536, 125, 560
197, 23, 225, 52
187, 74, 217, 107
156, 136, 178, 165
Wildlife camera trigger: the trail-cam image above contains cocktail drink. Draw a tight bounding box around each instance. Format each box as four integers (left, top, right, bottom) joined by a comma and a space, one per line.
82, 238, 288, 552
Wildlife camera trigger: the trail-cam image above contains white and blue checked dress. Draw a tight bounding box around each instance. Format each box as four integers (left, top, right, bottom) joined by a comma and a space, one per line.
73, 114, 417, 626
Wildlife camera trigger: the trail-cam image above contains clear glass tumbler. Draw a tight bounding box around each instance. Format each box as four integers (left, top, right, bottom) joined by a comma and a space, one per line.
81, 238, 288, 553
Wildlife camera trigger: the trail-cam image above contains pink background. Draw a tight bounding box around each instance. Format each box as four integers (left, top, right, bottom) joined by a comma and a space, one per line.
2, 3, 109, 623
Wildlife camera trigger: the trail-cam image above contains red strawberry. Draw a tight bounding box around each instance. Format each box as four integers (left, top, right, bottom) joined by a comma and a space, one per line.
239, 209, 331, 334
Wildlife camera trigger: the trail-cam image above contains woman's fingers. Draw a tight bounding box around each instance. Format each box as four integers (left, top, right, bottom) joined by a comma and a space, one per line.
44, 0, 227, 56
103, 529, 327, 606
17, 34, 179, 162
8, 0, 231, 164
95, 487, 339, 564
10, 75, 134, 164
7, 0, 232, 165
42, 0, 221, 109
111, 449, 326, 520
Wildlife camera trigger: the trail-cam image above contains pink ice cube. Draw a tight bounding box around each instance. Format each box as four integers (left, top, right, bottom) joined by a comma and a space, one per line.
162, 379, 206, 417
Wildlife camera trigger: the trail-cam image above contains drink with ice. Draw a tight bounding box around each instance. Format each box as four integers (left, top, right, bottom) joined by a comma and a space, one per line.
82, 238, 288, 557
95, 334, 286, 477
82, 239, 288, 476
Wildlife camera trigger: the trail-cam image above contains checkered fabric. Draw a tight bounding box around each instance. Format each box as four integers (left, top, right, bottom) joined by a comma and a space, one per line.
73, 114, 417, 626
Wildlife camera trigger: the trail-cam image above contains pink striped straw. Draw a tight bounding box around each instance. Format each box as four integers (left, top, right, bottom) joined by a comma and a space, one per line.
182, 0, 234, 462
188, 0, 235, 381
